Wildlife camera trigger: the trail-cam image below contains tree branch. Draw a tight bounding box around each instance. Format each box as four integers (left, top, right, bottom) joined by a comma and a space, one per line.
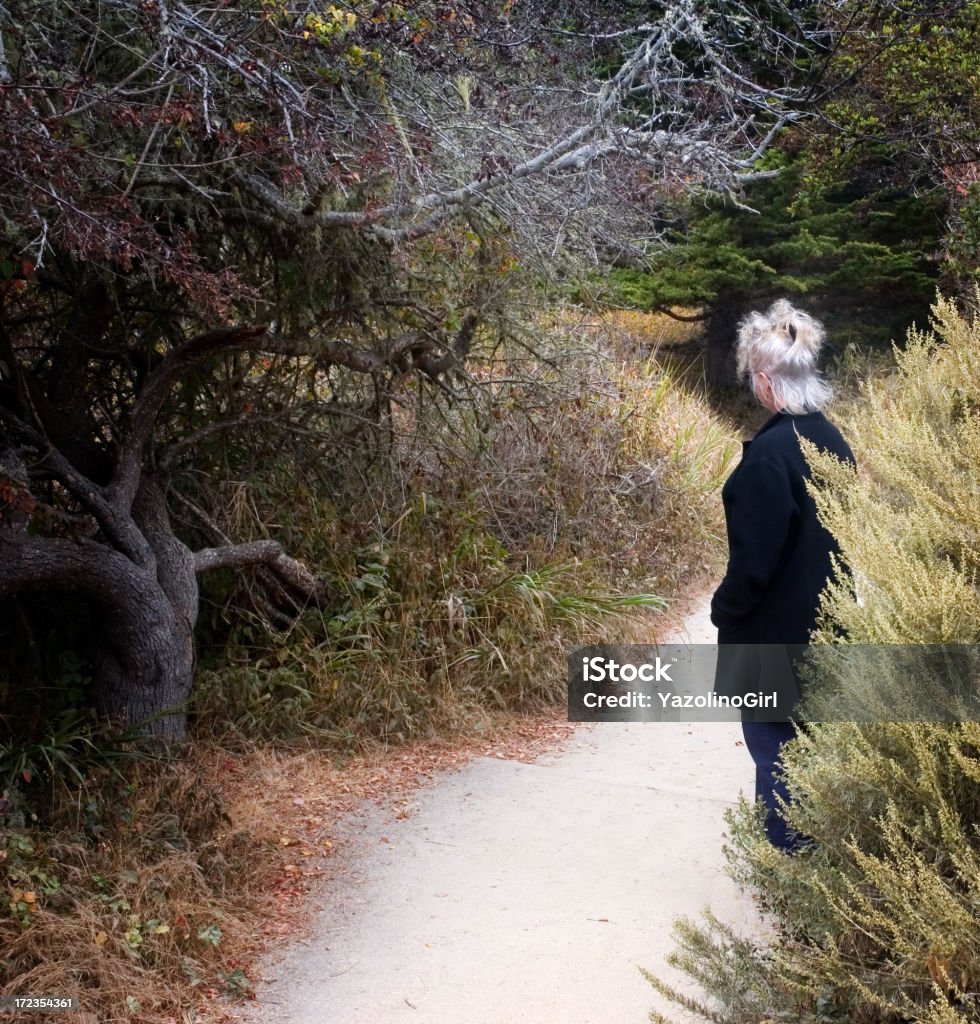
650, 305, 710, 323
108, 325, 267, 510
157, 408, 379, 470
192, 540, 324, 601
110, 323, 441, 510
0, 408, 154, 566
0, 532, 147, 605
227, 14, 698, 241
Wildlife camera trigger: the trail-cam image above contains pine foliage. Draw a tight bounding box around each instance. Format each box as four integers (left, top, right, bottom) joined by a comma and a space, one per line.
603, 160, 943, 350
649, 297, 980, 1023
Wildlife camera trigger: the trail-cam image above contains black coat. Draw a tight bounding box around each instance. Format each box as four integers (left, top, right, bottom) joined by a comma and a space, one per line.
711, 410, 855, 646
711, 411, 854, 717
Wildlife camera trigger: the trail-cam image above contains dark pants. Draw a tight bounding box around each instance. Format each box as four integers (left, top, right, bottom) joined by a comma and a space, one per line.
741, 720, 802, 852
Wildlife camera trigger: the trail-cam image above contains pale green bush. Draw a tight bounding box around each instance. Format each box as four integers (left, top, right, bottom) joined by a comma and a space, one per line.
650, 296, 980, 1024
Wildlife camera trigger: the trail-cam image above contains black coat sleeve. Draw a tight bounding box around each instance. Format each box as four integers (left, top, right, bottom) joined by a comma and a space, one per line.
710, 457, 798, 630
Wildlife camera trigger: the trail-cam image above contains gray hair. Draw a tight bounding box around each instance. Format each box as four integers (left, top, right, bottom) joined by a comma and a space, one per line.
735, 299, 831, 413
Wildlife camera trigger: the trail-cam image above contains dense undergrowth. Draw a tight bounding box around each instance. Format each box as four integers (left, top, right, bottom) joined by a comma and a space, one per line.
189, 308, 736, 747
648, 296, 980, 1024
1, 309, 737, 1022
1, 754, 258, 1020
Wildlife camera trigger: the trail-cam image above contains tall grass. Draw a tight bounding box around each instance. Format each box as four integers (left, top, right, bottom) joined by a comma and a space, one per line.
194, 307, 739, 746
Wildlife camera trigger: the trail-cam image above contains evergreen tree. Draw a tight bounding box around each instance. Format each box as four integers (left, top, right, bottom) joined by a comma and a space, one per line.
604, 156, 944, 382
813, 0, 980, 298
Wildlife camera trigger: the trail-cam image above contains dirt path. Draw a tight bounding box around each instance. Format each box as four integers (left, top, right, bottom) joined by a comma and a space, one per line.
237, 599, 759, 1023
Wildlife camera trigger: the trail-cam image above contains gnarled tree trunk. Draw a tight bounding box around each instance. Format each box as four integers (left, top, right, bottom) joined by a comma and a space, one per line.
89, 571, 195, 742
1, 326, 333, 742
0, 532, 195, 740
91, 478, 200, 739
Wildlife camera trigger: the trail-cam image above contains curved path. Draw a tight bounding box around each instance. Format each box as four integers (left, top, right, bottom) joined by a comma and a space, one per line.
241, 600, 758, 1023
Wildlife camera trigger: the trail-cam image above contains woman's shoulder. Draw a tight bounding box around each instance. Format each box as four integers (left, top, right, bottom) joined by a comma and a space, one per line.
775, 411, 854, 463
751, 412, 851, 461
749, 412, 802, 452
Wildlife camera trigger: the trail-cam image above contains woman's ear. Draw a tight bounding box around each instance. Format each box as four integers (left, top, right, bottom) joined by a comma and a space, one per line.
755, 371, 777, 410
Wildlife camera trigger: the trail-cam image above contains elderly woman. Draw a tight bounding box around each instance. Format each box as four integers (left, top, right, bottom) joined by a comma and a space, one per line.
711, 299, 854, 852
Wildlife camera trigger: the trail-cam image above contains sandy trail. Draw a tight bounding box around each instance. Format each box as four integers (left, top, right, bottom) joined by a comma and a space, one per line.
239, 599, 759, 1024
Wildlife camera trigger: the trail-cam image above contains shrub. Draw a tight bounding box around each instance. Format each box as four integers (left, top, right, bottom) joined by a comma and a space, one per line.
649, 295, 980, 1024
195, 310, 738, 746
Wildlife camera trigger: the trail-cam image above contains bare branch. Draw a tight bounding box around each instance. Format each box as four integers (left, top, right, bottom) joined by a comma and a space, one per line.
0, 408, 154, 567
108, 325, 267, 510
218, 7, 803, 247
157, 408, 379, 471
650, 305, 710, 324
0, 6, 11, 85
192, 540, 323, 600
111, 324, 436, 506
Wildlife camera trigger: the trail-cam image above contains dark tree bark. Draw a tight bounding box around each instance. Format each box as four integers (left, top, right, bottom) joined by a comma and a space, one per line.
0, 483, 322, 740
89, 577, 194, 743
0, 533, 193, 740
0, 331, 326, 742
705, 301, 748, 387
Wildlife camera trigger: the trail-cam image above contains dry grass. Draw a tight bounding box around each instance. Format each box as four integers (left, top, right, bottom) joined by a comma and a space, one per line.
2, 753, 259, 1023
2, 709, 584, 1024
191, 305, 740, 748
481, 306, 739, 596
549, 306, 708, 359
